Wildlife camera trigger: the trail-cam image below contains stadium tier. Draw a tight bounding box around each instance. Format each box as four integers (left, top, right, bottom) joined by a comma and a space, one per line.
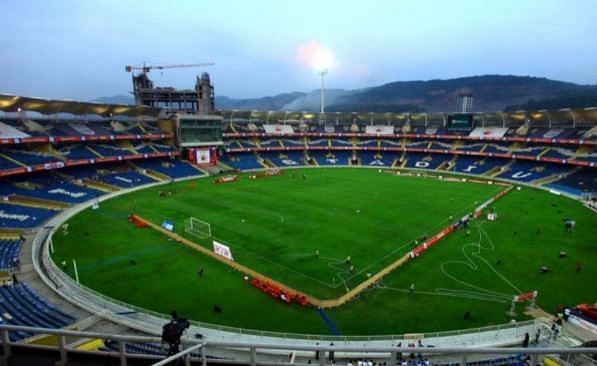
0, 202, 59, 229
0, 239, 21, 269
0, 284, 76, 341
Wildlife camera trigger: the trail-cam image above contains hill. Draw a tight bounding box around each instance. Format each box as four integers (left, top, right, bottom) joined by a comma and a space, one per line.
334, 75, 597, 112
95, 75, 597, 112
215, 92, 308, 111
215, 75, 597, 113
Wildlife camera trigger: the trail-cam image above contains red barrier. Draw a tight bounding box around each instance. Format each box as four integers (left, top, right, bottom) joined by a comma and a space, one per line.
250, 278, 308, 306
127, 214, 147, 228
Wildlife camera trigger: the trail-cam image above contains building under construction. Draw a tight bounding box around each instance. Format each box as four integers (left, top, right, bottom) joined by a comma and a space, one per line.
131, 68, 215, 115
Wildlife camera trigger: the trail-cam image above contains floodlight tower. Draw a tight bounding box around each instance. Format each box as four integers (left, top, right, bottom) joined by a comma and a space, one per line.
320, 69, 328, 114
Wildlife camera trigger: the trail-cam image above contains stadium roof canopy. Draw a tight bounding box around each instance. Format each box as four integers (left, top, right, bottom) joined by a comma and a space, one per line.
216, 108, 597, 127
0, 94, 162, 118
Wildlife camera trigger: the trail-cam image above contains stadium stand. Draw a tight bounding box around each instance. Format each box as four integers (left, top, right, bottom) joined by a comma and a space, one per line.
1, 149, 60, 166
265, 151, 305, 167
0, 283, 76, 341
98, 170, 156, 188
0, 203, 59, 228
404, 153, 450, 170
0, 178, 102, 204
496, 161, 572, 182
135, 159, 203, 178
219, 153, 263, 170
0, 239, 21, 269
545, 169, 597, 196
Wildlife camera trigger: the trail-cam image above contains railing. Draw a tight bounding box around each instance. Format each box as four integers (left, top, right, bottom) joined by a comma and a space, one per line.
1, 324, 595, 366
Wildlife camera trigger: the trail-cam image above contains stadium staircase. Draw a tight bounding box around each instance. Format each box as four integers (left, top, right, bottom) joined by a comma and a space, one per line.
81, 178, 119, 192
436, 159, 450, 170
537, 147, 551, 158
509, 141, 525, 153
5, 195, 70, 210
485, 160, 513, 177
130, 163, 170, 182
571, 145, 592, 160
390, 157, 400, 168
146, 144, 160, 153
260, 155, 276, 169
0, 229, 24, 241
188, 163, 209, 176
479, 144, 488, 153
0, 152, 28, 168
399, 152, 408, 168
84, 146, 103, 158
442, 156, 459, 171
216, 161, 234, 171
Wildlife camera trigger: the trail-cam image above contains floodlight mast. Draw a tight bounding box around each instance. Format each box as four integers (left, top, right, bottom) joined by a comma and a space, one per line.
320, 69, 328, 114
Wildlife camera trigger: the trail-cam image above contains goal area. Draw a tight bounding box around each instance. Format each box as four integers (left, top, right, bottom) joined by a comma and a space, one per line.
184, 217, 211, 239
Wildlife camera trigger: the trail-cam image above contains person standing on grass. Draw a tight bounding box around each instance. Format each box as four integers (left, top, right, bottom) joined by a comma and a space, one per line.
576, 261, 581, 273
410, 283, 415, 293
197, 266, 204, 277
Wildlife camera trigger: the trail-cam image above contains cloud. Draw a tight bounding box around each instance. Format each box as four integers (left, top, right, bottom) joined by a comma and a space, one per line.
295, 40, 335, 71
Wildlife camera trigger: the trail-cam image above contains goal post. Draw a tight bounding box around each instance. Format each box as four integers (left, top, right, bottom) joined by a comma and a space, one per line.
184, 217, 211, 239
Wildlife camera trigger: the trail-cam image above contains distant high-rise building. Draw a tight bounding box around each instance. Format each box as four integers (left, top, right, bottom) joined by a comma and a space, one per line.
457, 93, 473, 113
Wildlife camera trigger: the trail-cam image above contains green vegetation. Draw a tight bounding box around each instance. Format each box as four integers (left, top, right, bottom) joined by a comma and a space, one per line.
51, 168, 597, 335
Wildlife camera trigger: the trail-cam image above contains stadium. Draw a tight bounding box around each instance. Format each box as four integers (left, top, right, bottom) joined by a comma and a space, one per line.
1, 2, 597, 364
0, 89, 595, 364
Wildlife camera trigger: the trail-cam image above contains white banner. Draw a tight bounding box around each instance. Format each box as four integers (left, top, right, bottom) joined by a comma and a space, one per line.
70, 123, 96, 135
263, 124, 294, 134
469, 127, 508, 138
365, 125, 394, 135
213, 240, 234, 260
195, 149, 211, 164
0, 122, 31, 139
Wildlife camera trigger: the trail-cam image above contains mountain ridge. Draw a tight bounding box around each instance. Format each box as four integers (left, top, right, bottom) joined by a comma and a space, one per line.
93, 75, 597, 112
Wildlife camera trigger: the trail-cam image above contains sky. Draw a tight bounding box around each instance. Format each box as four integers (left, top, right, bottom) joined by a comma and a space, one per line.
0, 0, 596, 100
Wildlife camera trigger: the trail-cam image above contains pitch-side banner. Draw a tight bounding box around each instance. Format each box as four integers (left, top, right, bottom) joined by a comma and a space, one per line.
195, 149, 211, 164
213, 240, 234, 261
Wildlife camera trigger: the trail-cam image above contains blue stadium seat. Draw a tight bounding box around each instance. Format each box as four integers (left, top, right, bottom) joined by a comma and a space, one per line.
0, 239, 21, 269
0, 284, 76, 341
0, 203, 59, 228
135, 159, 203, 178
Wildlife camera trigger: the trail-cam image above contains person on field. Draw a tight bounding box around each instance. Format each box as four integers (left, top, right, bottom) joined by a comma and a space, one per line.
576, 261, 581, 273
197, 266, 204, 277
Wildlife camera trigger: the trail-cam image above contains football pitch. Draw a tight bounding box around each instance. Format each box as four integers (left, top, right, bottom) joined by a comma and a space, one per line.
51, 168, 597, 335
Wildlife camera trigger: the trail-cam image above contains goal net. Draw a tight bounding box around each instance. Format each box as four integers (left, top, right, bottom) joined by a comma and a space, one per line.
184, 217, 211, 239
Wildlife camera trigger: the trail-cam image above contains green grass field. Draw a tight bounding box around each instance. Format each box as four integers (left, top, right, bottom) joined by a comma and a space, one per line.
51, 168, 597, 335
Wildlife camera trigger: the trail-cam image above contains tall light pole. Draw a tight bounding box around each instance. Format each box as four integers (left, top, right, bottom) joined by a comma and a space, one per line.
319, 69, 328, 114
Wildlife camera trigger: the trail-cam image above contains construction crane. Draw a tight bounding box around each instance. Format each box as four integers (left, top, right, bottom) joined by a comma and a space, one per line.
125, 62, 215, 73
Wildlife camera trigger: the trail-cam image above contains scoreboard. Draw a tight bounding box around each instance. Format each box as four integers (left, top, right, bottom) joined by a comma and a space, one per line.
447, 114, 473, 130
